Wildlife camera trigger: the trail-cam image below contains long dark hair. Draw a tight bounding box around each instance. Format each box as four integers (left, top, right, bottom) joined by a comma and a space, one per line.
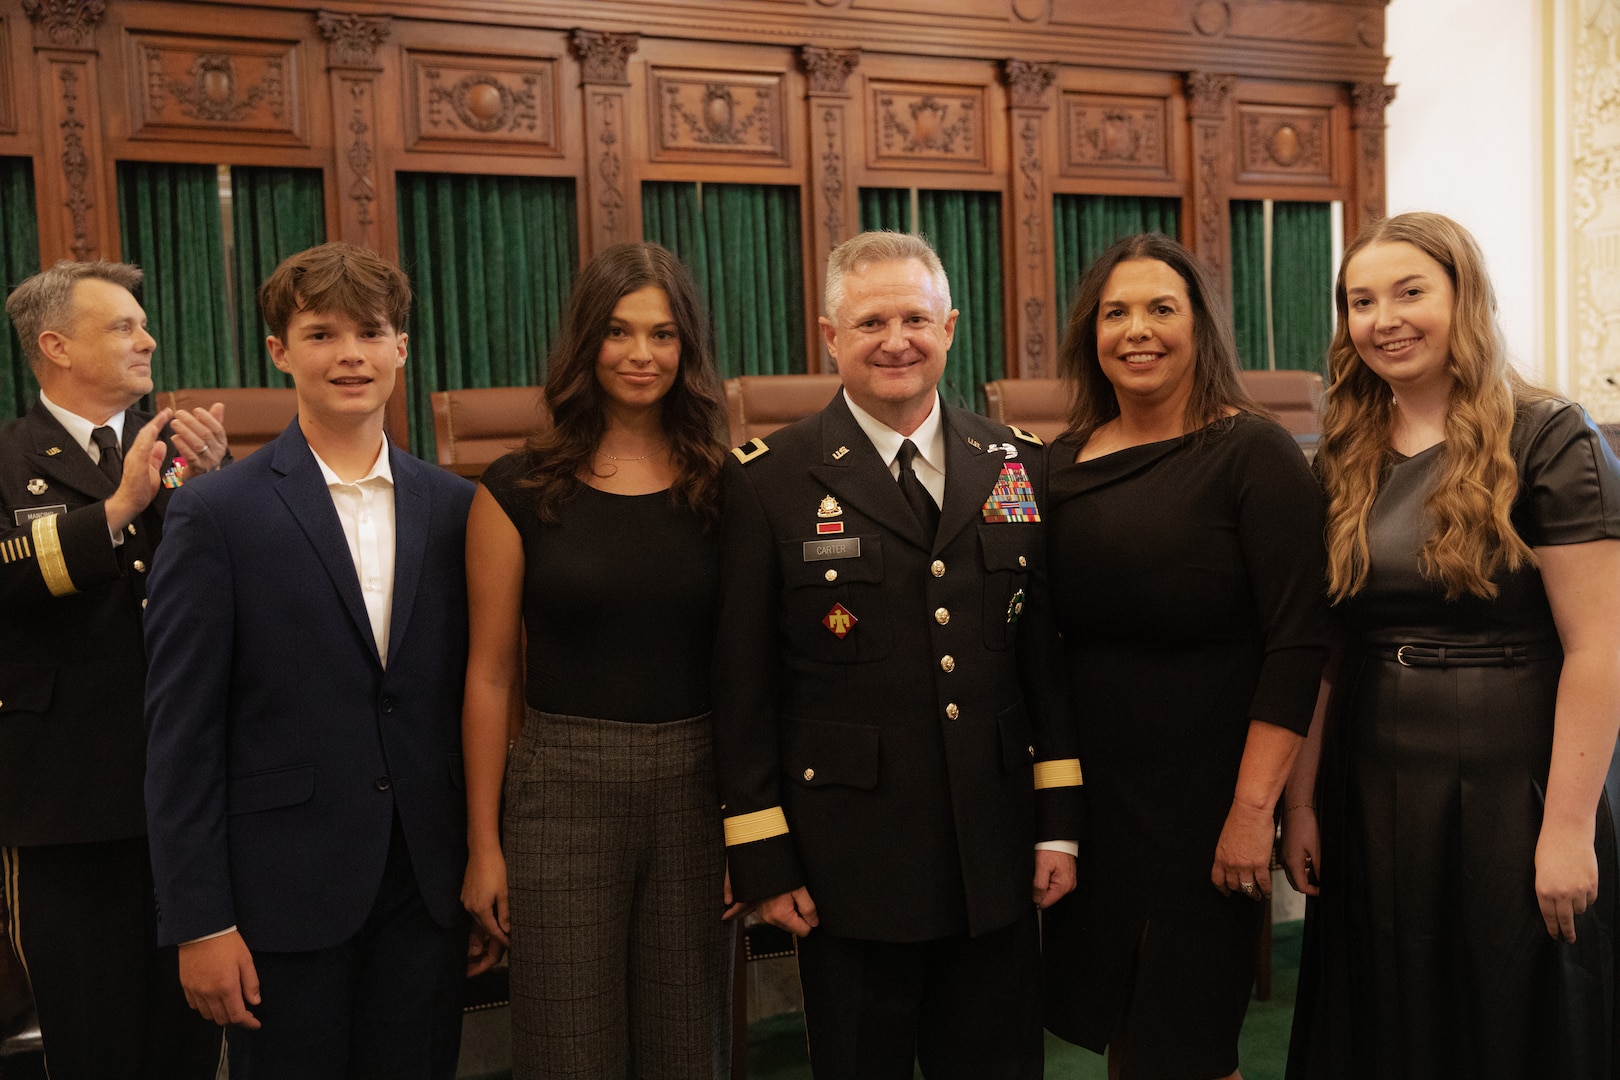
521, 243, 727, 521
1058, 232, 1264, 446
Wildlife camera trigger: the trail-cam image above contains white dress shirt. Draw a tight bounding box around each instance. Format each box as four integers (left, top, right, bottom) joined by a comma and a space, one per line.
310, 440, 397, 667
40, 390, 128, 545
843, 390, 945, 509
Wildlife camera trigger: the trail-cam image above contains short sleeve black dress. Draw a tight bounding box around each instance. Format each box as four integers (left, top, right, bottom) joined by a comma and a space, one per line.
1041, 413, 1331, 1078
1287, 399, 1620, 1080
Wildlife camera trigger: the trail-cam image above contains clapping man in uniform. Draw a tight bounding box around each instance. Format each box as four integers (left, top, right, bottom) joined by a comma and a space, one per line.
713, 231, 1084, 1078
0, 260, 228, 1079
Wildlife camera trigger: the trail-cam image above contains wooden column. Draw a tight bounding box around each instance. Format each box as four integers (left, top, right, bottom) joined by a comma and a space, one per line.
317, 12, 391, 253
25, 0, 113, 264
1347, 82, 1397, 240
800, 44, 859, 369
571, 29, 639, 256
1184, 71, 1235, 302
1002, 59, 1056, 379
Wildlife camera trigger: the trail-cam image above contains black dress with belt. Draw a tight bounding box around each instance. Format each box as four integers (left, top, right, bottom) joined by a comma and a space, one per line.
1042, 413, 1330, 1078
1288, 398, 1620, 1080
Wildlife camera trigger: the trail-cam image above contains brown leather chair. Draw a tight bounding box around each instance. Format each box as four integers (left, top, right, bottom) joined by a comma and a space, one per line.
429, 386, 550, 479
723, 374, 842, 448
982, 378, 1068, 444
1600, 423, 1619, 457
159, 387, 299, 460
1238, 369, 1324, 438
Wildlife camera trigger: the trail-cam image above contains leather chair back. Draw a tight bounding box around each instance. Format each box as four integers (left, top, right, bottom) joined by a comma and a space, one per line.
430, 386, 550, 479
724, 374, 843, 447
1239, 369, 1324, 437
160, 387, 299, 460
982, 378, 1068, 445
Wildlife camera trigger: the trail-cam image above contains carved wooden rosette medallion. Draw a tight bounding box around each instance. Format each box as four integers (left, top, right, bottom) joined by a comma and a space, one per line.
868, 81, 986, 172
1002, 59, 1056, 378
1182, 72, 1235, 295
651, 70, 786, 164
22, 0, 105, 48
406, 53, 559, 154
572, 30, 640, 251
1348, 82, 1396, 234
130, 35, 304, 144
1060, 93, 1170, 180
1237, 104, 1331, 185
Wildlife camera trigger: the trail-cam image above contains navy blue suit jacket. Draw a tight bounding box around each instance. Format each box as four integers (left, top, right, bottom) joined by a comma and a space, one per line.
143, 420, 474, 952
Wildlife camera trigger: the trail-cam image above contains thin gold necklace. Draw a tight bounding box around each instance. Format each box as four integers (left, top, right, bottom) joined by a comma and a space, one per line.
597, 445, 666, 462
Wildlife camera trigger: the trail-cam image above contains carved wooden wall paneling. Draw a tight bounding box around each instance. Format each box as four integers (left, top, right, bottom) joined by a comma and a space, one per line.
128, 33, 303, 144
1237, 104, 1332, 185
1003, 58, 1054, 380
405, 51, 561, 156
572, 28, 638, 249
650, 68, 787, 165
801, 44, 860, 324
0, 16, 15, 134
1347, 81, 1395, 239
1184, 70, 1235, 299
867, 80, 988, 173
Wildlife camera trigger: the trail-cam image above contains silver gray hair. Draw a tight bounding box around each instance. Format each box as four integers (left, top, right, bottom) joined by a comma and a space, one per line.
823, 231, 951, 321
4, 260, 144, 373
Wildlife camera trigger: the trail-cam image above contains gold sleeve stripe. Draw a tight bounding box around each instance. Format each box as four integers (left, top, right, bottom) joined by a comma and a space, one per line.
1034, 758, 1083, 789
30, 514, 77, 597
722, 806, 790, 846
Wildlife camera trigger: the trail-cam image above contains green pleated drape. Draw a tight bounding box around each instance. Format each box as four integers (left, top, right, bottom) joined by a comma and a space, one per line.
229, 166, 326, 388
1230, 200, 1269, 370
396, 172, 577, 460
856, 187, 1003, 410
1052, 194, 1181, 327
1229, 200, 1332, 371
641, 181, 806, 378
116, 162, 232, 393
1271, 201, 1332, 371
2, 157, 41, 419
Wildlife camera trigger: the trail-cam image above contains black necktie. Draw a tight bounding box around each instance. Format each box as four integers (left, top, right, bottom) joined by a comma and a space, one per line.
896, 439, 940, 539
91, 425, 123, 487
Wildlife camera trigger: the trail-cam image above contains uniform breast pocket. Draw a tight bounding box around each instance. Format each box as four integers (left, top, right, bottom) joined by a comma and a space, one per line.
0, 663, 56, 717
779, 535, 892, 663
978, 523, 1037, 651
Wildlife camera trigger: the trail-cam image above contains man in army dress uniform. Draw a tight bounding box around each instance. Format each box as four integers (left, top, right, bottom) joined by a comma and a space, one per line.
0, 260, 228, 1078
713, 231, 1084, 1078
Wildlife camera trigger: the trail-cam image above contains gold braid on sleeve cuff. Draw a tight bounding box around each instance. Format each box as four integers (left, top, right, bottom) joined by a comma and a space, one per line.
722, 806, 790, 847
31, 514, 77, 597
1034, 758, 1083, 790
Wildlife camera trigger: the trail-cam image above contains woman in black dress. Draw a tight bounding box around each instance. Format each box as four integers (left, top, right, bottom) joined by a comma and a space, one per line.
460, 243, 734, 1078
1042, 233, 1330, 1079
1282, 212, 1620, 1078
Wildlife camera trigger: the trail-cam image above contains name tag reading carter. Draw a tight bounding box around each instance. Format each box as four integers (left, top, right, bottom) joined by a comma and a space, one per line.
803, 537, 861, 562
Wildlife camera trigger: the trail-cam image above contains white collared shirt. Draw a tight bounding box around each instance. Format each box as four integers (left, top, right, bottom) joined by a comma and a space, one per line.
310, 440, 397, 666
39, 390, 125, 463
843, 390, 945, 508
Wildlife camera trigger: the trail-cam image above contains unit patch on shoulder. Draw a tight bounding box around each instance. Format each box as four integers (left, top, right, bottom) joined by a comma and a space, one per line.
731, 437, 770, 465
1008, 425, 1043, 446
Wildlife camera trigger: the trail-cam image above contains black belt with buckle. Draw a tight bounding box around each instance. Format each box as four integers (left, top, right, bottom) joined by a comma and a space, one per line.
1374, 642, 1560, 668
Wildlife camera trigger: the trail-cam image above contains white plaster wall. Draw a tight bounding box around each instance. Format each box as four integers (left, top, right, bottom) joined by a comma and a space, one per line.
1384, 0, 1545, 380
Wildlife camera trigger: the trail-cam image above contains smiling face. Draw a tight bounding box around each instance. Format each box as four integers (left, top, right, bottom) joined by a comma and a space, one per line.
1343, 240, 1456, 397
1094, 258, 1196, 415
43, 278, 157, 421
267, 305, 406, 430
820, 257, 957, 434
594, 285, 681, 419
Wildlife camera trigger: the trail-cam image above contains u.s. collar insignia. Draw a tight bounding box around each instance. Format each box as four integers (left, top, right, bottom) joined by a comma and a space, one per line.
832, 445, 851, 460
26, 478, 47, 495
816, 495, 842, 519
965, 437, 983, 450
45, 447, 62, 456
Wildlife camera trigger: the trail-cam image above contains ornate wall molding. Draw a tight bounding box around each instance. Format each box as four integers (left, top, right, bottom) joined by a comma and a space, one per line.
1568, 2, 1620, 419
570, 29, 638, 86
1237, 104, 1330, 183
129, 36, 304, 143
868, 82, 986, 171
1347, 81, 1395, 235
22, 0, 104, 48
405, 52, 559, 153
1184, 70, 1234, 119
0, 18, 14, 134
818, 105, 845, 246
57, 62, 92, 259
316, 11, 391, 68
650, 70, 786, 163
800, 45, 859, 96
1060, 93, 1170, 180
1184, 71, 1236, 295
1001, 59, 1055, 110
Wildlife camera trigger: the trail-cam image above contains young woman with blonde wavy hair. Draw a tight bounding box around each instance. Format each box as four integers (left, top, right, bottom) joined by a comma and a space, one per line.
1282, 212, 1620, 1079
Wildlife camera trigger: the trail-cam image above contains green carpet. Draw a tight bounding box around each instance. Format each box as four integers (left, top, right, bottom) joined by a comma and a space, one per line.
748, 920, 1302, 1079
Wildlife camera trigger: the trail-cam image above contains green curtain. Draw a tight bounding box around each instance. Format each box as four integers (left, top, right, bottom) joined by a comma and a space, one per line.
1271, 201, 1332, 371
1, 157, 41, 419
641, 181, 806, 378
116, 161, 232, 393
917, 189, 1001, 410
1230, 200, 1268, 370
1053, 194, 1181, 328
230, 166, 326, 388
858, 187, 910, 233
396, 172, 578, 460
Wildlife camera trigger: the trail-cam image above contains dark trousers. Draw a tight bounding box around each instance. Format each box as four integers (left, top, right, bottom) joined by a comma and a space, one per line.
1, 837, 221, 1080
796, 906, 1043, 1080
226, 816, 467, 1080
